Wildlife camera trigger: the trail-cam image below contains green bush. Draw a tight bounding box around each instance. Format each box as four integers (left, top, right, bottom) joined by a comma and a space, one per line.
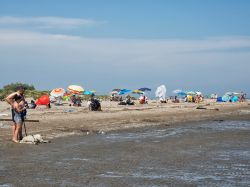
3, 82, 35, 92
0, 82, 49, 100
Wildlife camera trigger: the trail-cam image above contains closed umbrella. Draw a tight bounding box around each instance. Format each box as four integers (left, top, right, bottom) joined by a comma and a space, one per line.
155, 85, 167, 100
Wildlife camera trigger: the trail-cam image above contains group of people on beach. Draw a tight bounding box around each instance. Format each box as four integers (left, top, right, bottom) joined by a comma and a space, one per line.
3, 86, 248, 144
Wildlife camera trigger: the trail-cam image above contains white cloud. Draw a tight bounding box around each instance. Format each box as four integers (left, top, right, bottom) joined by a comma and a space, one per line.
0, 30, 250, 64
0, 30, 249, 94
0, 16, 104, 29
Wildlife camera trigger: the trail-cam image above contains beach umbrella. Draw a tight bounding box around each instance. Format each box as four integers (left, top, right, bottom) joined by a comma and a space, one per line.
224, 92, 233, 96
232, 92, 241, 97
68, 85, 84, 94
138, 88, 151, 92
83, 90, 96, 95
173, 89, 187, 96
186, 91, 196, 95
196, 92, 202, 96
119, 89, 132, 95
132, 90, 144, 94
155, 85, 167, 99
50, 88, 65, 97
173, 89, 182, 94
112, 88, 121, 92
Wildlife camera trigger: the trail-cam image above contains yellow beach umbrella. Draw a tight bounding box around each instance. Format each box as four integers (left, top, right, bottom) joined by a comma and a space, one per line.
132, 90, 144, 94
68, 85, 84, 94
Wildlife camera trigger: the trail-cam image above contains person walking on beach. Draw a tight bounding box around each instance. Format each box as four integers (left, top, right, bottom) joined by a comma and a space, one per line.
5, 86, 26, 142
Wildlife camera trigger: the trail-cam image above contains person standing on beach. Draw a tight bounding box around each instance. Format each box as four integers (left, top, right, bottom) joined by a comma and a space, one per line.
11, 96, 26, 143
5, 86, 26, 141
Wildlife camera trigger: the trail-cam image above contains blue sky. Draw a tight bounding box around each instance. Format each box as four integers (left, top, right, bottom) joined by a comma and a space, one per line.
0, 0, 250, 96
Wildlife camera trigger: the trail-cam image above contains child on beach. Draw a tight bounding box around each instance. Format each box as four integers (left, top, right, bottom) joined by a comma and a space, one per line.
12, 95, 26, 143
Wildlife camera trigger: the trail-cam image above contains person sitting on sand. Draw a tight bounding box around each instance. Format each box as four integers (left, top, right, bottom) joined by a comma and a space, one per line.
12, 95, 26, 143
139, 95, 147, 104
173, 96, 180, 103
29, 100, 37, 109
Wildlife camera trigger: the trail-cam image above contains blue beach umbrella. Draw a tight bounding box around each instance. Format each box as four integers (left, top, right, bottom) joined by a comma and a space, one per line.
83, 91, 93, 95
173, 89, 187, 96
119, 89, 132, 95
138, 88, 151, 92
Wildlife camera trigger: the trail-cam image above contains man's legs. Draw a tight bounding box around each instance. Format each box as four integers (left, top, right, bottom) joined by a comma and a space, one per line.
11, 123, 16, 140
13, 123, 21, 143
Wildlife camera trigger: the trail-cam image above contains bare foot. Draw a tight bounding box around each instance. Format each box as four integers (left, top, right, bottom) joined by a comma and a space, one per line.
12, 139, 19, 143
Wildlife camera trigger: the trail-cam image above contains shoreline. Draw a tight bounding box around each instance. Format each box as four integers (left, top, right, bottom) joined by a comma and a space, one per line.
0, 101, 250, 145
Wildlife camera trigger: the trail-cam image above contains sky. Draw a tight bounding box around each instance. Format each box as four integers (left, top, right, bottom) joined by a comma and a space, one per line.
0, 0, 250, 96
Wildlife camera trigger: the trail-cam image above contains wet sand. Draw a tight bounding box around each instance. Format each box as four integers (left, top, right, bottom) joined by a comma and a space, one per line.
1, 120, 250, 186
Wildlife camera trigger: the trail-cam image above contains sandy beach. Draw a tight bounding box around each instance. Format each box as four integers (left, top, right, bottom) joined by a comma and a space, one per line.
1, 100, 250, 144
1, 100, 250, 186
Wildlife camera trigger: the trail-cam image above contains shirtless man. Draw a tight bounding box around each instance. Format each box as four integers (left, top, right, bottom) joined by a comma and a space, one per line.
5, 86, 25, 141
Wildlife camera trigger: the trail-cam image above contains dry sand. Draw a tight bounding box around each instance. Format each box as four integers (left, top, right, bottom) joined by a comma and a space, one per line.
1, 99, 250, 144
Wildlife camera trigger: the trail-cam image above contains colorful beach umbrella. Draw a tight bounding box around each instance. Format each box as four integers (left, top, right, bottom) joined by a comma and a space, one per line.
132, 90, 144, 94
173, 89, 182, 94
173, 89, 187, 96
68, 85, 84, 94
119, 89, 132, 95
50, 88, 65, 97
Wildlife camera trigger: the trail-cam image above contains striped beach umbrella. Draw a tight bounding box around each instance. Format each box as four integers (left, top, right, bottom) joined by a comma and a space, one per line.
50, 88, 65, 97
132, 90, 144, 94
68, 85, 84, 94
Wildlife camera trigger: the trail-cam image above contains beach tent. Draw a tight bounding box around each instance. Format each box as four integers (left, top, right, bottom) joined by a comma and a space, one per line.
222, 92, 240, 102
231, 96, 239, 102
155, 85, 167, 101
217, 97, 224, 102
36, 95, 50, 105
68, 85, 84, 94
